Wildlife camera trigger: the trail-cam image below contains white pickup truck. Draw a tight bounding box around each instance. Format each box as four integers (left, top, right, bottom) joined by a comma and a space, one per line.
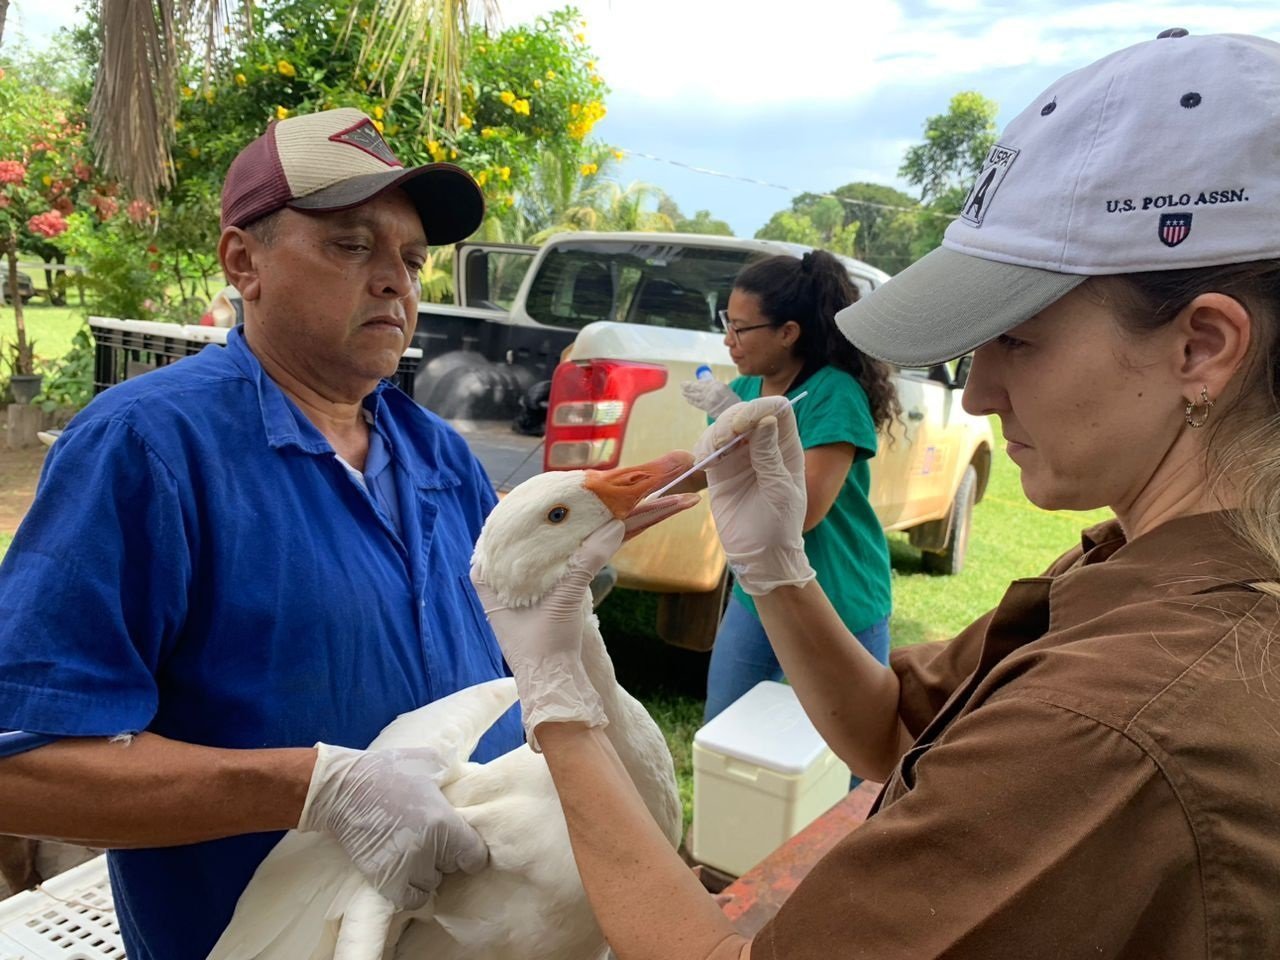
413, 232, 994, 650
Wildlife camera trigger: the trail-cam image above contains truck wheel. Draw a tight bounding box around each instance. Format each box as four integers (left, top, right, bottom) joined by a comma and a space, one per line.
656, 567, 730, 651
922, 464, 977, 576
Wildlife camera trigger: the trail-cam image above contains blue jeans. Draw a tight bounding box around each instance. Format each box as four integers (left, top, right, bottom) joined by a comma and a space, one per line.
703, 595, 891, 724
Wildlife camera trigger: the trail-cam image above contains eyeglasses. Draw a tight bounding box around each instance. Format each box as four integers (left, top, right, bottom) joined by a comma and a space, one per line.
718, 309, 773, 342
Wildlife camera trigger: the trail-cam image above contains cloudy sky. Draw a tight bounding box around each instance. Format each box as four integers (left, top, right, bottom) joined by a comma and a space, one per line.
10, 0, 1280, 236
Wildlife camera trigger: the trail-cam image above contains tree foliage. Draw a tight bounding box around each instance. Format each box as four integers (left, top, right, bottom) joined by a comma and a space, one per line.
898, 90, 998, 205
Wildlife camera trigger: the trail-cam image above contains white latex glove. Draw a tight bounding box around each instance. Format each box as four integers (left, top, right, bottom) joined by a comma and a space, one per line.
470, 522, 624, 751
298, 743, 487, 910
693, 396, 815, 595
681, 377, 740, 418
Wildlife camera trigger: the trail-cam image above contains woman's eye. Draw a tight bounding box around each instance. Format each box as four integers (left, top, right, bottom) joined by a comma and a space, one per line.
996, 334, 1028, 349
546, 505, 569, 523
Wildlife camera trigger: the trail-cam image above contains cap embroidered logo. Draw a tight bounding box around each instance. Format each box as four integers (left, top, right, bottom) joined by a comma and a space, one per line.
960, 144, 1020, 227
1159, 212, 1193, 248
330, 119, 401, 167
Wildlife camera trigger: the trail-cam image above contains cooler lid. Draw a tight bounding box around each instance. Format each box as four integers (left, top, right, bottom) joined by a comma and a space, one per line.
693, 681, 830, 774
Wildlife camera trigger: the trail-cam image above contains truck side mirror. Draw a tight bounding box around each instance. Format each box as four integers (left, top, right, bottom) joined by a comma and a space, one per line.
952, 355, 973, 389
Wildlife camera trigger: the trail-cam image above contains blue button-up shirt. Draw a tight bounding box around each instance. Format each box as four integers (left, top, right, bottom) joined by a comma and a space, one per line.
0, 327, 521, 959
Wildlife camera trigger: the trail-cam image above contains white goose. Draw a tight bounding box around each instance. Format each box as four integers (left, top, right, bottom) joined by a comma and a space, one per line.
208, 452, 699, 960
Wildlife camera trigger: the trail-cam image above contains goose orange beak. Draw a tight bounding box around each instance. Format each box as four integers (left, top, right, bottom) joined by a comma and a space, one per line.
584, 452, 701, 540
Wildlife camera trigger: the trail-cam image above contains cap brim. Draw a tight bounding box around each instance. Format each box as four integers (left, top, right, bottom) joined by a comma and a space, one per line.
288, 163, 484, 246
835, 246, 1086, 366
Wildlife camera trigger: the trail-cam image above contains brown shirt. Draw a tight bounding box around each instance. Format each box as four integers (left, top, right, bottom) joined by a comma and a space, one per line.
755, 512, 1280, 959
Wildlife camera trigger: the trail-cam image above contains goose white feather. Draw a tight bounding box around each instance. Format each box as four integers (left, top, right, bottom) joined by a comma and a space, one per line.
208, 460, 694, 960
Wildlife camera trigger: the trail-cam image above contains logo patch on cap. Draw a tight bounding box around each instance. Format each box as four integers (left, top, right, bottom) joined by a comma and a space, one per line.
330, 119, 401, 168
1158, 212, 1192, 247
960, 144, 1020, 227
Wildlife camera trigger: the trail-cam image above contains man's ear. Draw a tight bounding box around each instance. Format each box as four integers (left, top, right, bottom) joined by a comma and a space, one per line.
218, 228, 262, 302
1173, 293, 1252, 402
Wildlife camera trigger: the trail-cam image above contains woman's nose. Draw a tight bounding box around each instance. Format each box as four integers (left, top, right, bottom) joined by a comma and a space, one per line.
960, 345, 1005, 416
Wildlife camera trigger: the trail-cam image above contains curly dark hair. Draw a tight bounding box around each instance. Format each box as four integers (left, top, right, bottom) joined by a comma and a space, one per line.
733, 250, 902, 436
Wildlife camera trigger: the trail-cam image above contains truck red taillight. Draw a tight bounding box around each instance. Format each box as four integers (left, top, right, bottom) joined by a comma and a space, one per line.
544, 359, 668, 470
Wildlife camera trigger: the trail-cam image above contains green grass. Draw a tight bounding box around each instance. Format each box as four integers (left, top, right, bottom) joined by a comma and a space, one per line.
1, 302, 87, 366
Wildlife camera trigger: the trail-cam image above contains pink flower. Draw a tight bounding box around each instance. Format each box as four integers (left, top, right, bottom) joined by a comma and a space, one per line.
27, 210, 68, 238
52, 195, 74, 215
92, 195, 119, 220
73, 162, 93, 182
0, 160, 26, 184
126, 199, 152, 224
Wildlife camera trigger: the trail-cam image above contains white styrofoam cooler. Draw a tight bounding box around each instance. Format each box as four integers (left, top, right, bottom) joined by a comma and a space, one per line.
690, 681, 850, 877
0, 855, 123, 959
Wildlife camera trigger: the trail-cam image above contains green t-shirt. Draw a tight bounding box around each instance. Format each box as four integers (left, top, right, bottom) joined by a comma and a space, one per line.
728, 366, 892, 633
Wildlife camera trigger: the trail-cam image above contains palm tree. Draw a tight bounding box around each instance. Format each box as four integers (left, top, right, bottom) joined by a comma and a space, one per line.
85, 0, 496, 202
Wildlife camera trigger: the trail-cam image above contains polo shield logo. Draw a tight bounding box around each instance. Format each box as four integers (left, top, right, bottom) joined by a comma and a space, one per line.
960, 143, 1020, 227
1159, 212, 1192, 248
330, 119, 402, 168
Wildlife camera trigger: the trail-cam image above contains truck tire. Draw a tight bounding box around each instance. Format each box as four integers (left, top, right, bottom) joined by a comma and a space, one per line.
656, 566, 730, 651
922, 464, 977, 576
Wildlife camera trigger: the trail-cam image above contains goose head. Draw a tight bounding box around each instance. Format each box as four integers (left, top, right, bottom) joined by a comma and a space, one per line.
472, 452, 699, 608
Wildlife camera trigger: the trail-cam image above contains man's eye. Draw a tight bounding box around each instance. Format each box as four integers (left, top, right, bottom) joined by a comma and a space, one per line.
995, 334, 1028, 349
546, 505, 569, 523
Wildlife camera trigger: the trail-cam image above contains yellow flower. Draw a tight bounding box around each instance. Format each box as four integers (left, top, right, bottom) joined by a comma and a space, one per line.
204, 89, 216, 103
450, 148, 458, 159
476, 170, 488, 187
590, 74, 602, 85
426, 140, 447, 162
276, 105, 290, 120
512, 99, 531, 116
181, 85, 194, 98
188, 146, 200, 158
514, 36, 525, 46
372, 119, 384, 133
499, 166, 511, 181
570, 102, 581, 117
545, 69, 556, 80
504, 196, 514, 207
460, 113, 473, 129
480, 127, 497, 139
586, 60, 595, 70
42, 174, 52, 185
476, 44, 486, 54
575, 32, 585, 42
613, 149, 625, 160
499, 90, 515, 105
532, 79, 542, 90
373, 105, 384, 120
276, 60, 296, 78
579, 162, 598, 176
234, 72, 247, 87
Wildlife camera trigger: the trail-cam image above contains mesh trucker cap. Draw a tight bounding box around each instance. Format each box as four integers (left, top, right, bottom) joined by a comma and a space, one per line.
836, 31, 1280, 366
220, 107, 484, 244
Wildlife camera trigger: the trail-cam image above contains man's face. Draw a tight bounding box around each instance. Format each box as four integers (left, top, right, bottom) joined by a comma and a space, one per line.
242, 188, 427, 399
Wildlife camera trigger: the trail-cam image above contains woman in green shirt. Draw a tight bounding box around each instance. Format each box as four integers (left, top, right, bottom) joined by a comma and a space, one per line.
688, 250, 901, 722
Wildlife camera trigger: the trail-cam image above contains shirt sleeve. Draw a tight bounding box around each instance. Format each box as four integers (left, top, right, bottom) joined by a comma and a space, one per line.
752, 696, 1195, 959
0, 416, 192, 736
890, 612, 992, 738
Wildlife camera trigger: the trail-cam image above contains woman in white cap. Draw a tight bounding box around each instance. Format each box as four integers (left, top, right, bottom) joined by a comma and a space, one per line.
475, 29, 1280, 958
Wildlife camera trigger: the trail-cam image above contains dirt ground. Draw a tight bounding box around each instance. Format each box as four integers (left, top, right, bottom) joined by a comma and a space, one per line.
0, 445, 46, 536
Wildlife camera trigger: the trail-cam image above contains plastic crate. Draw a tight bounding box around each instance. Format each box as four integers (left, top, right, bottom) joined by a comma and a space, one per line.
0, 855, 124, 959
88, 316, 423, 397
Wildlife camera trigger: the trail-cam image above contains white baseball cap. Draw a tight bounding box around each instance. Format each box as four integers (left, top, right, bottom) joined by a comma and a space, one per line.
836, 31, 1280, 366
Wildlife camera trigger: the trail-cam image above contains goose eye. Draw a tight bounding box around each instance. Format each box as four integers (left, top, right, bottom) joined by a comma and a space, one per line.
546, 505, 570, 523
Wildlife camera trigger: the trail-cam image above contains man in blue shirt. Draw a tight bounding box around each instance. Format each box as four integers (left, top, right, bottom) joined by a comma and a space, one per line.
0, 107, 523, 959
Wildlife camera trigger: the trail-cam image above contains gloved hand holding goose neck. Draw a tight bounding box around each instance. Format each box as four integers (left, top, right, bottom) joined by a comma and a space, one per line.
681, 376, 739, 418
297, 742, 488, 910
695, 396, 816, 595
471, 521, 625, 750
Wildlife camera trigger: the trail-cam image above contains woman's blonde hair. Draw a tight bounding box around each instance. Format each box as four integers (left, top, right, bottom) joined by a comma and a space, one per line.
1094, 261, 1280, 596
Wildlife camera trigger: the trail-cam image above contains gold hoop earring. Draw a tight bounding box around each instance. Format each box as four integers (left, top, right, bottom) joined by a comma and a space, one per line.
1184, 386, 1214, 429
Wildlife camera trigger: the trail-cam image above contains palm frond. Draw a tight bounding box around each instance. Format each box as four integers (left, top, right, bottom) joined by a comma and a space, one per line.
90, 0, 248, 202
340, 0, 497, 131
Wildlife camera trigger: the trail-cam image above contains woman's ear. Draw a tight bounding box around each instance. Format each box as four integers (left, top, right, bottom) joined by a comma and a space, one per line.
1174, 293, 1252, 402
218, 228, 262, 302
780, 320, 802, 348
